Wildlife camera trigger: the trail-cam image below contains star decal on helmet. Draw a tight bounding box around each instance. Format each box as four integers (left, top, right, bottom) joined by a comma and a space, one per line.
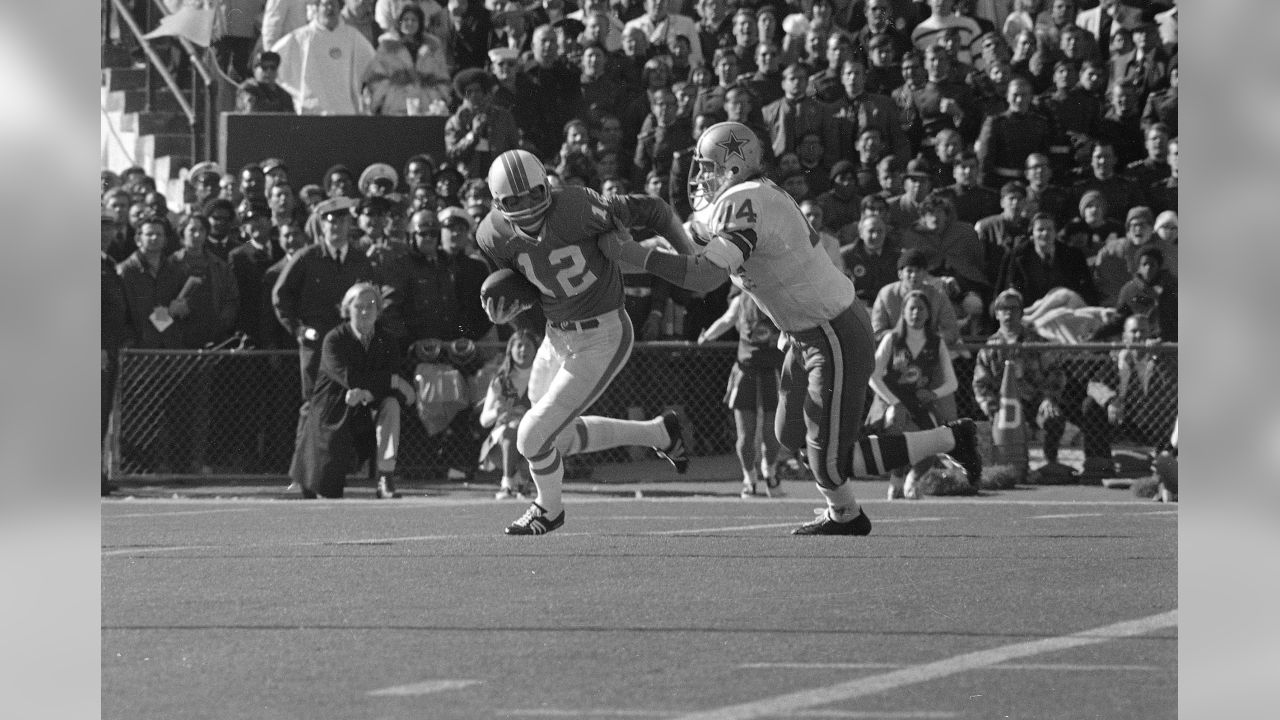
717, 131, 748, 161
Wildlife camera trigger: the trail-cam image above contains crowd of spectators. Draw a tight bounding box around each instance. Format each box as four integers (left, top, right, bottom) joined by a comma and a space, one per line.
102, 0, 1179, 487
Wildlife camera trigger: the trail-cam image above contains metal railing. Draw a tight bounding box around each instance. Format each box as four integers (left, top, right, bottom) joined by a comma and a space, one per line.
105, 341, 1178, 483
106, 0, 218, 163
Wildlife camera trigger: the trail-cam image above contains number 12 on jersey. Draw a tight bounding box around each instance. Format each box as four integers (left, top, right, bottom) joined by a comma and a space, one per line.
516, 246, 598, 298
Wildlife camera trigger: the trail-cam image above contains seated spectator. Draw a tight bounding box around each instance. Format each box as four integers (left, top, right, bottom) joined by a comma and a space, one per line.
1096, 82, 1145, 167
871, 248, 962, 348
1141, 55, 1177, 137
1123, 122, 1172, 190
829, 58, 911, 163
972, 288, 1111, 475
1061, 188, 1121, 260
1147, 136, 1178, 215
1070, 141, 1145, 225
1022, 152, 1073, 228
900, 191, 989, 306
1089, 245, 1178, 343
885, 157, 933, 231
867, 289, 960, 499
272, 0, 377, 115
816, 160, 862, 235
974, 181, 1031, 291
799, 200, 844, 274
946, 151, 1001, 224
1080, 314, 1178, 467
1092, 205, 1157, 306
289, 282, 416, 499
1152, 209, 1178, 275
976, 76, 1052, 188
236, 51, 297, 114
841, 215, 902, 309
1004, 211, 1099, 308
795, 132, 832, 197
364, 3, 452, 115
482, 329, 539, 500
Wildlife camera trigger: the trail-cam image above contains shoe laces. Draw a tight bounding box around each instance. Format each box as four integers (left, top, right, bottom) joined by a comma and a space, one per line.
514, 503, 546, 527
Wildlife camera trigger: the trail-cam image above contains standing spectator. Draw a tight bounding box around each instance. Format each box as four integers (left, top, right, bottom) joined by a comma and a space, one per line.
864, 33, 905, 95
236, 51, 298, 113
444, 68, 521, 179
263, 0, 310, 51
577, 44, 624, 125
228, 206, 279, 345
1110, 21, 1167, 102
101, 218, 130, 496
272, 0, 377, 115
692, 48, 749, 119
696, 290, 786, 498
1071, 142, 1144, 224
214, 0, 268, 82
1152, 209, 1178, 275
841, 215, 903, 308
974, 180, 1031, 290
694, 0, 732, 68
341, 0, 381, 47
273, 197, 381, 448
828, 58, 910, 163
947, 151, 1001, 224
523, 23, 579, 155
117, 217, 184, 350
436, 207, 492, 339
762, 63, 836, 159
1033, 0, 1076, 52
909, 43, 980, 143
912, 0, 983, 63
976, 76, 1052, 187
1004, 211, 1098, 306
290, 282, 416, 498
624, 0, 704, 69
377, 0, 449, 44
202, 199, 241, 261
891, 50, 927, 152
443, 0, 492, 71
1034, 60, 1099, 175
364, 3, 453, 115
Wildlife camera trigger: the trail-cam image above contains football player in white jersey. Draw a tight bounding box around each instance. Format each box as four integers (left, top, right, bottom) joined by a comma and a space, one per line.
599, 121, 985, 535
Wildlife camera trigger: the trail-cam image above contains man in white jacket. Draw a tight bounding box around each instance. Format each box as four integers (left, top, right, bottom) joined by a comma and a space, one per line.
272, 0, 376, 115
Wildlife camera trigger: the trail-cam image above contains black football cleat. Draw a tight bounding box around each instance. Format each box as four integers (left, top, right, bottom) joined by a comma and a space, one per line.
504, 502, 565, 535
944, 418, 983, 486
792, 508, 873, 536
375, 475, 402, 499
654, 410, 690, 474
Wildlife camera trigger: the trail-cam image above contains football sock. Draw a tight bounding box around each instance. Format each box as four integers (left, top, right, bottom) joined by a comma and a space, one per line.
849, 427, 955, 476
818, 482, 861, 520
558, 416, 667, 455
527, 448, 564, 515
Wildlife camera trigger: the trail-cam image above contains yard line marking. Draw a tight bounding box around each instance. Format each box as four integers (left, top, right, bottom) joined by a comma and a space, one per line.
367, 679, 480, 696
103, 509, 251, 519
1031, 512, 1107, 520
1031, 511, 1177, 520
638, 517, 950, 536
739, 662, 1158, 672
506, 711, 957, 718
102, 544, 220, 557
669, 610, 1177, 720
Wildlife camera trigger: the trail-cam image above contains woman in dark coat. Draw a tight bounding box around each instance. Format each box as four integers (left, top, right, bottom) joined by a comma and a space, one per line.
290, 282, 416, 498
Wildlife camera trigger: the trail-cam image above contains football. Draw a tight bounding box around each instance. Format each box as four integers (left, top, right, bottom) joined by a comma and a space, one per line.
480, 268, 541, 308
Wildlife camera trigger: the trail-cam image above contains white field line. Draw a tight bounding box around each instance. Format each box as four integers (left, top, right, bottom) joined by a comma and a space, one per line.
739, 662, 1159, 672
668, 610, 1177, 720
367, 679, 481, 696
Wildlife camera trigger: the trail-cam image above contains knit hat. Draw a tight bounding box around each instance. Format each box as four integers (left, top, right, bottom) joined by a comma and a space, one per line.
1078, 189, 1105, 216
1126, 206, 1154, 226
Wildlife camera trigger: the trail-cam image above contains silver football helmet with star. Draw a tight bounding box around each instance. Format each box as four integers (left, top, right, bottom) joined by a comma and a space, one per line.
689, 121, 764, 212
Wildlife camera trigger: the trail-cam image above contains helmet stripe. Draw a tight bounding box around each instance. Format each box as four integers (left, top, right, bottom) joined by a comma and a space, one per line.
511, 153, 532, 194
501, 153, 528, 195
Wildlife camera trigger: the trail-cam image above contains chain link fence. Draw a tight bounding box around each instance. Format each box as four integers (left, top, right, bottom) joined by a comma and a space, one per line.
106, 341, 1177, 482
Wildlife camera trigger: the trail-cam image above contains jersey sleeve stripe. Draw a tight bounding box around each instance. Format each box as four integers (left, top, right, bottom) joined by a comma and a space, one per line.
723, 229, 757, 262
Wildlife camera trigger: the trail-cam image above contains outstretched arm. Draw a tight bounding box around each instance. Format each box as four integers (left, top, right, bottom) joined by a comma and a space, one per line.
599, 222, 729, 293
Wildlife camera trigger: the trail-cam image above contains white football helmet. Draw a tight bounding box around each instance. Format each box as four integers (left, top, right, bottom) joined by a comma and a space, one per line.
487, 149, 552, 232
689, 121, 764, 212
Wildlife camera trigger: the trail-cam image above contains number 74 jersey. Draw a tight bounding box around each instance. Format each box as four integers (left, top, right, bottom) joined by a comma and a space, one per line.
692, 178, 856, 333
476, 186, 674, 323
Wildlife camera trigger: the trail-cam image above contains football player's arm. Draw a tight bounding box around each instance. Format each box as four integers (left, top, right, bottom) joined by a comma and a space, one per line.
609, 194, 699, 255
598, 224, 730, 293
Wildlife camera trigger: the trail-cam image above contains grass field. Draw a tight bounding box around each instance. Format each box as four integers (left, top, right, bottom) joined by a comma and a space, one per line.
102, 464, 1176, 720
